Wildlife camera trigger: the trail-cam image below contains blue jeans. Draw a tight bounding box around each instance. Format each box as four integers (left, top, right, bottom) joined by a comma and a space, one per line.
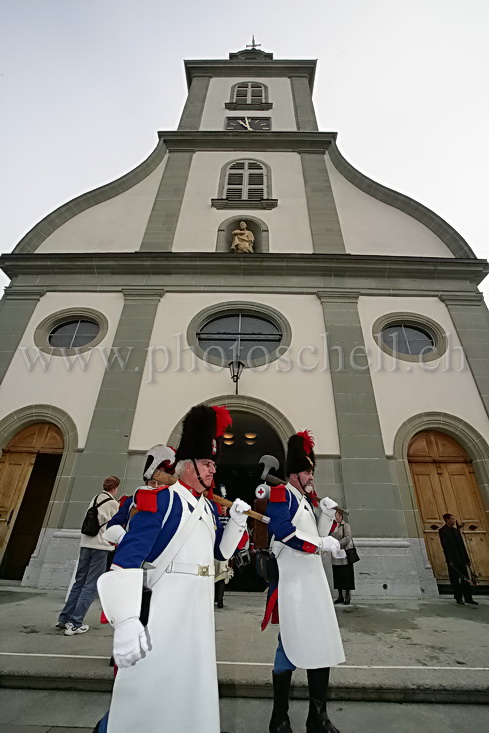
58, 547, 108, 627
274, 633, 296, 673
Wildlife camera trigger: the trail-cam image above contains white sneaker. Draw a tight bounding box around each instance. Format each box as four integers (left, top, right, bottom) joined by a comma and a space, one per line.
64, 623, 89, 636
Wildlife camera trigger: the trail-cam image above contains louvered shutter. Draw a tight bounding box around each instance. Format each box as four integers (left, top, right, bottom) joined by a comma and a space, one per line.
224, 160, 268, 201
233, 82, 265, 104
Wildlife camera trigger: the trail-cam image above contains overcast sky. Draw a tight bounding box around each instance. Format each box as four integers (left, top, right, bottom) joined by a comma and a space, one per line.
1, 0, 488, 298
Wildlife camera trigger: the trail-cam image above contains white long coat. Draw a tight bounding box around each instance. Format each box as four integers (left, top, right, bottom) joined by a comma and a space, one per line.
271, 484, 345, 669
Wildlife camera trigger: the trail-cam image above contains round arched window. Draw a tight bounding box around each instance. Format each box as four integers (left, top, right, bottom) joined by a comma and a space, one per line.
48, 319, 100, 349
380, 324, 435, 356
197, 313, 282, 365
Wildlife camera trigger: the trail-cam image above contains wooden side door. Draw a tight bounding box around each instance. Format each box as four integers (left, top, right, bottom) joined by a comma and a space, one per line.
409, 430, 489, 583
0, 451, 36, 563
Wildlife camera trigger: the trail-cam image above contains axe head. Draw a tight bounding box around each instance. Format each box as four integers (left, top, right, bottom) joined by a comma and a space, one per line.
259, 454, 280, 480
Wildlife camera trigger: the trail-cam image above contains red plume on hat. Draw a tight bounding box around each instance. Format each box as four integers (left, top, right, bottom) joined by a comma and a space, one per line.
212, 405, 232, 437
297, 430, 315, 456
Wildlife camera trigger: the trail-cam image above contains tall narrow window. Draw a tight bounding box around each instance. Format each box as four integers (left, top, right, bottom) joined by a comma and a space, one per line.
224, 160, 268, 201
233, 82, 266, 104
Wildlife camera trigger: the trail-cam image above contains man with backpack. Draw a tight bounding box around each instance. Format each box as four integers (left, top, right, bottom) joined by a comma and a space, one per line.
56, 475, 120, 635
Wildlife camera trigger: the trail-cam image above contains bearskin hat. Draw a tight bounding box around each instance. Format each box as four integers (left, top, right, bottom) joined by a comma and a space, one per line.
174, 404, 232, 464
143, 444, 176, 481
285, 430, 316, 476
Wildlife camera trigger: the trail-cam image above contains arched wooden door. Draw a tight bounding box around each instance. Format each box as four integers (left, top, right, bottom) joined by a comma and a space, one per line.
0, 423, 64, 578
408, 430, 489, 584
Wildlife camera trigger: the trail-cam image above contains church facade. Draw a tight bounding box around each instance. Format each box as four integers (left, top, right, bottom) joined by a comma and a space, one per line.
1, 46, 488, 597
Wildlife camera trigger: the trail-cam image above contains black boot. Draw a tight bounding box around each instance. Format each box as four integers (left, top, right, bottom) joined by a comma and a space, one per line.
333, 594, 343, 605
306, 668, 340, 733
215, 580, 225, 609
269, 670, 293, 733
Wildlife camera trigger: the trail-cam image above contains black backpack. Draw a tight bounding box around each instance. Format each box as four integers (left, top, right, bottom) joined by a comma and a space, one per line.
81, 494, 113, 537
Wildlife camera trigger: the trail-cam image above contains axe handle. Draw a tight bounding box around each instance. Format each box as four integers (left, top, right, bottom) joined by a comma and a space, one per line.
153, 469, 270, 524
263, 473, 286, 486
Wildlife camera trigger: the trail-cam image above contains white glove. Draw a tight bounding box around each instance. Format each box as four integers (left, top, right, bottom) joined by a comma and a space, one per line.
319, 497, 338, 519
229, 498, 251, 527
102, 525, 126, 545
318, 536, 341, 555
113, 617, 150, 668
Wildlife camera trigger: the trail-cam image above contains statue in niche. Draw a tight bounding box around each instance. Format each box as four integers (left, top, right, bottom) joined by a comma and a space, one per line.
231, 221, 255, 253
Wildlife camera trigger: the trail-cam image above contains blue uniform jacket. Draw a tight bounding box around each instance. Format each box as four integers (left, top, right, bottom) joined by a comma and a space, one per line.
112, 486, 227, 569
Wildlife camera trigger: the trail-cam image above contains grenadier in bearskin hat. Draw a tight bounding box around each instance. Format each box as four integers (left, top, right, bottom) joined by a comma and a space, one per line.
96, 404, 250, 733
262, 430, 345, 733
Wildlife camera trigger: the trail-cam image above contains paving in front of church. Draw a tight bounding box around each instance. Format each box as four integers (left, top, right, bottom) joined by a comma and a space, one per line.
0, 584, 487, 705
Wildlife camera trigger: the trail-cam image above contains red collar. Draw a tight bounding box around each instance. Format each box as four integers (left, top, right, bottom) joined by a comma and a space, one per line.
178, 479, 204, 499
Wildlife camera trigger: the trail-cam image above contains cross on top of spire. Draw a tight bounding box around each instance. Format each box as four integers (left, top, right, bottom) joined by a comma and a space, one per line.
246, 35, 261, 51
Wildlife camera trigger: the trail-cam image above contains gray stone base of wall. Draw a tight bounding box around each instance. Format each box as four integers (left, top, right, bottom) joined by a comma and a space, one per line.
352, 538, 439, 599
22, 529, 81, 590
22, 532, 439, 598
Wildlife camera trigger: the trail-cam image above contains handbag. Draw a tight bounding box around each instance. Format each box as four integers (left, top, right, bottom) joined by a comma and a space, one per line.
345, 546, 360, 564
342, 524, 360, 564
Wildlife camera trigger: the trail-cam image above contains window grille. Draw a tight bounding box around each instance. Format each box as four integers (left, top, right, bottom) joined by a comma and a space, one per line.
223, 161, 268, 201
233, 82, 266, 104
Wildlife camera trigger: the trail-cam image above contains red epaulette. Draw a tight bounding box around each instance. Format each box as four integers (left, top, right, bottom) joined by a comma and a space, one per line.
270, 485, 287, 503
135, 486, 169, 513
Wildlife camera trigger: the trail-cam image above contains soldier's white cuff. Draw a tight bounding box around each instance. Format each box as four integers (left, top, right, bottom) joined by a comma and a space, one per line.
295, 528, 321, 548
219, 520, 245, 559
102, 525, 126, 545
97, 568, 143, 628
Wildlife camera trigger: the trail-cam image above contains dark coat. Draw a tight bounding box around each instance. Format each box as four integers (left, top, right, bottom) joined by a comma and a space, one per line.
438, 524, 470, 568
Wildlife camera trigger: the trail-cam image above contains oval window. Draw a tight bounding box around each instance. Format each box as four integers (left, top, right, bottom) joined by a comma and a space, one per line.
48, 319, 100, 349
197, 313, 282, 365
381, 324, 435, 356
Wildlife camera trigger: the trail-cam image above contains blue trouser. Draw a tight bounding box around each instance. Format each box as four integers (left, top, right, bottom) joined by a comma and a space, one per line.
58, 547, 108, 627
274, 633, 296, 673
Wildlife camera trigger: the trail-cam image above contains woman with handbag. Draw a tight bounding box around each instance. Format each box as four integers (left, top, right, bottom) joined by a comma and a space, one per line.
330, 508, 355, 605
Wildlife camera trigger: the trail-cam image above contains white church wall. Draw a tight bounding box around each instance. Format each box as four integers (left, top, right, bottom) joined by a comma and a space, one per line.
0, 292, 124, 447
36, 157, 168, 254
200, 77, 297, 131
357, 295, 489, 455
130, 292, 339, 454
326, 154, 454, 258
172, 151, 313, 253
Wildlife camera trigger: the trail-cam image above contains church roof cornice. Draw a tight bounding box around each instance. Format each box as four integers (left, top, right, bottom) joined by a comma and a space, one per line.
2, 252, 487, 290
184, 59, 317, 90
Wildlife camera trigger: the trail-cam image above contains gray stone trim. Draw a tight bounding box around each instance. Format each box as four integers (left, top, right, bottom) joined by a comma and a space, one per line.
33, 307, 110, 357
166, 394, 295, 453
140, 151, 193, 252
61, 290, 164, 527
2, 254, 487, 290
13, 140, 167, 255
0, 404, 80, 534
157, 130, 336, 153
391, 412, 489, 534
443, 297, 489, 419
211, 199, 278, 210
184, 60, 316, 90
178, 76, 210, 130
216, 215, 270, 253
301, 152, 346, 253
225, 102, 273, 111
317, 291, 407, 538
372, 312, 448, 364
229, 81, 270, 104
186, 300, 291, 367
290, 76, 318, 131
0, 289, 45, 387
328, 140, 475, 259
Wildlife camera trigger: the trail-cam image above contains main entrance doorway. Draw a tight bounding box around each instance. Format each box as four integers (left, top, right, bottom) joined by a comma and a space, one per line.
0, 423, 64, 580
408, 430, 489, 587
215, 410, 285, 591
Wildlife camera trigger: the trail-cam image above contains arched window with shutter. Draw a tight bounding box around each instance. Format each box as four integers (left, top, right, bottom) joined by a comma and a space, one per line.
225, 82, 273, 111
233, 82, 267, 104
212, 159, 277, 209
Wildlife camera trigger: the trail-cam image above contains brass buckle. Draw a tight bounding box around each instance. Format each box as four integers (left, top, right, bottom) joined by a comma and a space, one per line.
198, 565, 210, 576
